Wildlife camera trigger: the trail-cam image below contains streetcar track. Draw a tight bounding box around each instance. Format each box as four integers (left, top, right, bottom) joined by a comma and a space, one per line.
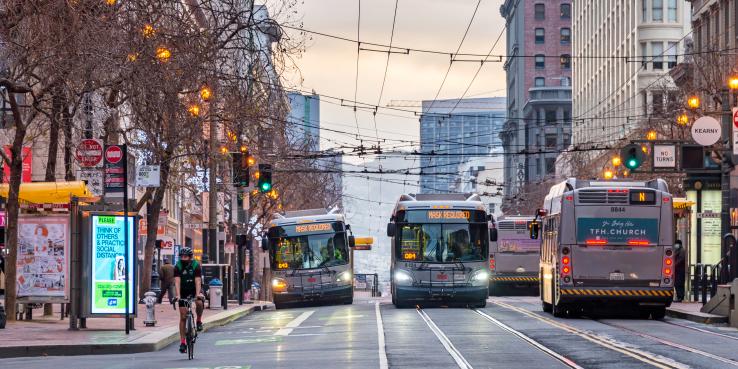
493, 301, 689, 369
661, 319, 738, 341
472, 309, 584, 369
596, 319, 738, 367
416, 307, 474, 369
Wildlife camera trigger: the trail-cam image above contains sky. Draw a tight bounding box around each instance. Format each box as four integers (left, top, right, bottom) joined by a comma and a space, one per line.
281, 0, 508, 157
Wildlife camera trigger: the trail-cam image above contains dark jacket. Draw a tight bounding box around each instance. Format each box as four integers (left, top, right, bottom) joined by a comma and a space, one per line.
160, 263, 175, 286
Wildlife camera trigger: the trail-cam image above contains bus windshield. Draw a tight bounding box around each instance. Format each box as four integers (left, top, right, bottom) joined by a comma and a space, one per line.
397, 223, 487, 262
269, 222, 349, 269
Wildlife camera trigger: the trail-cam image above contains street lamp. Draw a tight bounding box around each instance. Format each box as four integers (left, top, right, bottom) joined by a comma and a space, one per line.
200, 86, 213, 102
687, 96, 701, 109
646, 130, 657, 141
155, 47, 171, 62
677, 113, 689, 126
728, 77, 738, 91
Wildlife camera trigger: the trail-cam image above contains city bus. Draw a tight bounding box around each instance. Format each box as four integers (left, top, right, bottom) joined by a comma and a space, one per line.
489, 216, 540, 296
533, 179, 675, 319
387, 193, 494, 308
263, 209, 356, 309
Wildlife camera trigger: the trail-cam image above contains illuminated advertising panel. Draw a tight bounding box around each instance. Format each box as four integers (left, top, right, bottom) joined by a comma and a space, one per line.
90, 215, 135, 315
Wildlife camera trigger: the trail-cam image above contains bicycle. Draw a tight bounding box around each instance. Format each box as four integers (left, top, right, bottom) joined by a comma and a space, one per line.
173, 297, 198, 360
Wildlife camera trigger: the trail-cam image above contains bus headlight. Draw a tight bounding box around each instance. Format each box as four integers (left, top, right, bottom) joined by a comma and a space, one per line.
336, 271, 352, 283
272, 278, 288, 292
394, 270, 414, 286
470, 270, 489, 286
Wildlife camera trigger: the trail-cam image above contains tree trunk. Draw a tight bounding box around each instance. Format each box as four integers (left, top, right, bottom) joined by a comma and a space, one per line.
139, 161, 170, 296
3, 95, 29, 322
45, 88, 62, 182
62, 102, 75, 181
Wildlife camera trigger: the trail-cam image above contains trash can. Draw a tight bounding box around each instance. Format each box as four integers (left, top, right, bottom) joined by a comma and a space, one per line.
209, 279, 223, 309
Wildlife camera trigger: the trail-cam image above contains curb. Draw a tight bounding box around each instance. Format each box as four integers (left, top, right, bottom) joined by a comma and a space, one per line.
0, 302, 272, 359
666, 307, 729, 324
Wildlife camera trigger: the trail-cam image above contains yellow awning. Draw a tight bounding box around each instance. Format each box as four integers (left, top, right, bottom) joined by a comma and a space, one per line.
0, 181, 95, 204
673, 197, 695, 210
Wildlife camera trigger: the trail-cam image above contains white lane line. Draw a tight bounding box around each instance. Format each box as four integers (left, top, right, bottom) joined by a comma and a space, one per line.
274, 310, 314, 336
474, 309, 584, 369
417, 309, 473, 369
375, 302, 389, 369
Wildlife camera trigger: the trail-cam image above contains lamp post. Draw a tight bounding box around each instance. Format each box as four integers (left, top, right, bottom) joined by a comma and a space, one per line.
722, 78, 738, 274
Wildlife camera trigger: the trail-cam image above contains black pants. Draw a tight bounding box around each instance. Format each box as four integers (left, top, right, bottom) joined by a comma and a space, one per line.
158, 283, 173, 303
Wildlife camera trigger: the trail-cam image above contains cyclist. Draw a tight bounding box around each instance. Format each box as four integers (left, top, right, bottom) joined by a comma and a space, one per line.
172, 247, 204, 354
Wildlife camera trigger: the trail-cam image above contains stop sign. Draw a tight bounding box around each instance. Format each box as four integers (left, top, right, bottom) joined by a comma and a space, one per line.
75, 139, 103, 167
105, 145, 123, 164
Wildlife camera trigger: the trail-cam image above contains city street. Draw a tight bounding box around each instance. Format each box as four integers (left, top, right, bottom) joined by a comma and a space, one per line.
2, 296, 738, 369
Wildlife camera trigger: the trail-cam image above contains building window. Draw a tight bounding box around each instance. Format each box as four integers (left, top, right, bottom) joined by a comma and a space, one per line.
534, 77, 546, 87
545, 158, 556, 174
667, 0, 677, 22
534, 3, 545, 20
545, 134, 558, 148
545, 110, 557, 124
642, 0, 648, 22
560, 28, 571, 44
560, 3, 571, 19
652, 92, 664, 115
563, 110, 571, 123
535, 54, 545, 69
560, 54, 571, 69
640, 42, 648, 70
561, 77, 571, 86
652, 42, 663, 70
667, 41, 677, 68
535, 28, 545, 44
653, 0, 663, 21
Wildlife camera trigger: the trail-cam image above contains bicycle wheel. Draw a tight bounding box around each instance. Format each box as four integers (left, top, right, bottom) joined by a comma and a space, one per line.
185, 315, 194, 359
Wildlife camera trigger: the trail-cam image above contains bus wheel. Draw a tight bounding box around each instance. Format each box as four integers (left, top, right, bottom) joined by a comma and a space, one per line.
651, 307, 666, 320
470, 300, 487, 309
552, 302, 567, 318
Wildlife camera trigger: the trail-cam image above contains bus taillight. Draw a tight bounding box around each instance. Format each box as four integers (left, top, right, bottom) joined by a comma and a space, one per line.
561, 254, 572, 281
586, 239, 607, 246
562, 256, 570, 265
627, 240, 650, 246
663, 268, 672, 276
489, 255, 495, 270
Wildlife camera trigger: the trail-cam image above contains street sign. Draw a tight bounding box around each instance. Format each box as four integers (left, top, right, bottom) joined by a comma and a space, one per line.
733, 108, 738, 156
104, 144, 126, 199
77, 168, 104, 197
136, 165, 160, 187
691, 116, 721, 146
653, 144, 676, 168
75, 139, 104, 167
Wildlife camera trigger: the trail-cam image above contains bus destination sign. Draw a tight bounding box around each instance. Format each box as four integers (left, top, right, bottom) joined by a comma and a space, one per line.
295, 223, 332, 233
427, 210, 470, 220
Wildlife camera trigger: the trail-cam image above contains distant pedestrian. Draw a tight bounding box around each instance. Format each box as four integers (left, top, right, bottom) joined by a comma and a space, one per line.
674, 240, 686, 302
159, 258, 175, 303
0, 253, 5, 295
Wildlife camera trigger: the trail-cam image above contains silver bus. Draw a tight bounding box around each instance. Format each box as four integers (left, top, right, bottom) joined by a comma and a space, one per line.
387, 194, 494, 308
263, 209, 356, 309
489, 216, 540, 296
533, 179, 675, 319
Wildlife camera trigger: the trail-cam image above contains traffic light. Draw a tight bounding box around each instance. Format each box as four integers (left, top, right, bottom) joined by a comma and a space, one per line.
620, 144, 645, 170
258, 164, 272, 192
232, 152, 249, 187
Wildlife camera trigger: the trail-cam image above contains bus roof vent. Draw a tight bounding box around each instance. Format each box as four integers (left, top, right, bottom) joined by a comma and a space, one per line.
283, 208, 328, 218
413, 193, 471, 201
578, 189, 628, 204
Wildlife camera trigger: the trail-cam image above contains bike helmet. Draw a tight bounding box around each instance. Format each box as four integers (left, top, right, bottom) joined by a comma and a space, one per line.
180, 247, 194, 257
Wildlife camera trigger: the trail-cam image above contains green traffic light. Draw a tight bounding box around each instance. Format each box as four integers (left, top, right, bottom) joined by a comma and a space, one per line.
261, 182, 271, 191
627, 159, 638, 168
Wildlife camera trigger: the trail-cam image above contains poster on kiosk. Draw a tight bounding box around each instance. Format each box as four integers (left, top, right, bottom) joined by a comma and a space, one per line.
88, 214, 136, 316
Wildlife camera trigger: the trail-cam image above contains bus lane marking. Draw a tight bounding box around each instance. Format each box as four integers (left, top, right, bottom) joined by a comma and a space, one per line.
274, 310, 314, 336
375, 302, 389, 369
417, 308, 473, 369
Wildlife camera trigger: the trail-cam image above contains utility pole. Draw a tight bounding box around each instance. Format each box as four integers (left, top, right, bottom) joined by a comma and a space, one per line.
721, 89, 732, 243
208, 116, 218, 264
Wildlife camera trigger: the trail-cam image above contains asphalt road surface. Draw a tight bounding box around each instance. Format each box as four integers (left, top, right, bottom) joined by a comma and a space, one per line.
2, 296, 738, 369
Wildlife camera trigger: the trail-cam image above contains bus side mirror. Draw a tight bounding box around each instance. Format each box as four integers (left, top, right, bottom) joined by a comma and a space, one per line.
387, 223, 396, 237
529, 222, 540, 240
261, 237, 269, 252
490, 228, 498, 242
349, 235, 356, 248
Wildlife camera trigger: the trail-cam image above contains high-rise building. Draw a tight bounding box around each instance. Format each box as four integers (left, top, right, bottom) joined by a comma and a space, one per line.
500, 0, 573, 198
419, 97, 505, 193
286, 92, 320, 152
571, 0, 690, 145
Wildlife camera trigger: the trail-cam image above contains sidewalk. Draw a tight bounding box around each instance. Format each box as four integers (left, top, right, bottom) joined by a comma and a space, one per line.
666, 301, 729, 324
0, 300, 273, 358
